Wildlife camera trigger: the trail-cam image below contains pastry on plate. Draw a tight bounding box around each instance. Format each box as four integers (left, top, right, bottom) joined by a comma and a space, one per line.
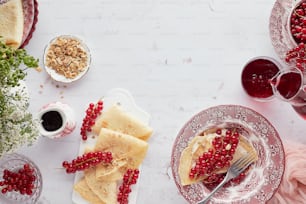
92, 104, 153, 141
84, 167, 117, 204
74, 178, 105, 204
94, 128, 148, 181
178, 128, 258, 186
0, 0, 24, 48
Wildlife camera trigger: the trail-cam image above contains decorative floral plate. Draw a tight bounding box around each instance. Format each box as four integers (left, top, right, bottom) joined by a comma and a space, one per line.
21, 0, 38, 48
0, 153, 43, 204
269, 0, 301, 62
72, 88, 151, 204
171, 105, 285, 204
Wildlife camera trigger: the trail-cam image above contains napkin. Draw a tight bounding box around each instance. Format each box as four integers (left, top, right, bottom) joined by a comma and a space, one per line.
268, 141, 306, 204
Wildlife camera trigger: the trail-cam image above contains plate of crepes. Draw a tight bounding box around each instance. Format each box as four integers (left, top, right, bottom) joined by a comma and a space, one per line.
71, 88, 153, 204
0, 0, 38, 48
171, 105, 285, 204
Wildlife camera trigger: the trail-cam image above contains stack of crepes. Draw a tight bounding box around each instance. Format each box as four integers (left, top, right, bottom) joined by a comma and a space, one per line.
0, 0, 24, 48
268, 140, 306, 204
74, 104, 153, 204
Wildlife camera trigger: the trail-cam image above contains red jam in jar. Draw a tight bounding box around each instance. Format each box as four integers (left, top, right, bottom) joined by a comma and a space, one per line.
241, 57, 280, 100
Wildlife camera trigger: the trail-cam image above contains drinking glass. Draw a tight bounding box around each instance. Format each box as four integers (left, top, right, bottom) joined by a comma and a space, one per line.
241, 56, 281, 101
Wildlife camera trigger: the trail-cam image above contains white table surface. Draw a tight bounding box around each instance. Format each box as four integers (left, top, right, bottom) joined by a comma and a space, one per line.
16, 0, 306, 203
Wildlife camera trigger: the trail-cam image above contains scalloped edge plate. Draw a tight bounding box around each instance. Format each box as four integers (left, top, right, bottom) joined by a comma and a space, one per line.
171, 105, 285, 204
269, 0, 298, 61
72, 88, 151, 204
20, 0, 38, 48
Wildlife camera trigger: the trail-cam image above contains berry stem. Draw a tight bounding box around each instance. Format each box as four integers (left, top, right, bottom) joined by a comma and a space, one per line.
62, 151, 113, 174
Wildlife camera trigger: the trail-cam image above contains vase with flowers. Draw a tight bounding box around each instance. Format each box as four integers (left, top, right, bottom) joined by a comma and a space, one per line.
0, 39, 39, 157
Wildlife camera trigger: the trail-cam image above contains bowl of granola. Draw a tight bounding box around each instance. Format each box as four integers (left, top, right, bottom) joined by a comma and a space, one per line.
43, 35, 91, 83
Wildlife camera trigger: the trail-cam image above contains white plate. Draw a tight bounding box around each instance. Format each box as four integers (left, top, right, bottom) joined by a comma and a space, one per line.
72, 88, 151, 204
43, 35, 91, 83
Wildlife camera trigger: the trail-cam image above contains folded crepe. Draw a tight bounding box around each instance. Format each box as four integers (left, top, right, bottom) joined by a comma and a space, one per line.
94, 159, 127, 182
84, 167, 117, 204
0, 0, 24, 48
92, 104, 153, 141
74, 178, 106, 204
268, 140, 306, 204
178, 129, 257, 186
94, 128, 148, 180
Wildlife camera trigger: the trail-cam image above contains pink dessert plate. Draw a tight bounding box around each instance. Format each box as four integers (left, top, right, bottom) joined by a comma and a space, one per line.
171, 105, 285, 204
269, 0, 299, 62
20, 0, 38, 48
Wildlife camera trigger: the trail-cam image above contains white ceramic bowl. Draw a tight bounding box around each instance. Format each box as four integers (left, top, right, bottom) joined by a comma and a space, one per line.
43, 35, 91, 83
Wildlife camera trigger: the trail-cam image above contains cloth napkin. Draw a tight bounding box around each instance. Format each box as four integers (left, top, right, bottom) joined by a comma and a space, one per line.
268, 141, 306, 204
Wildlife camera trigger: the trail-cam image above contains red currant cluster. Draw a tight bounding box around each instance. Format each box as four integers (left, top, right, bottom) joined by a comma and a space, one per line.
0, 164, 36, 195
189, 129, 240, 183
80, 100, 103, 141
285, 42, 306, 71
290, 2, 306, 44
117, 169, 139, 204
62, 151, 113, 173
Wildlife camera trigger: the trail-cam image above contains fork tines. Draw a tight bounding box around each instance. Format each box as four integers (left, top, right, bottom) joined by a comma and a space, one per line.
233, 151, 257, 172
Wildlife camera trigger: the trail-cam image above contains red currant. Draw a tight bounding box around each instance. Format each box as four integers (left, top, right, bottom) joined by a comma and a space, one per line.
189, 128, 246, 187
0, 163, 36, 196
117, 169, 139, 204
80, 100, 104, 141
62, 151, 113, 174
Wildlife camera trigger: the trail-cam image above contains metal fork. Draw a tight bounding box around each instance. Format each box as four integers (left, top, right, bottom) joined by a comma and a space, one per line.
197, 152, 257, 204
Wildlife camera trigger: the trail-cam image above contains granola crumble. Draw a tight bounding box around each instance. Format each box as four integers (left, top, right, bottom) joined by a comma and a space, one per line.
44, 36, 89, 79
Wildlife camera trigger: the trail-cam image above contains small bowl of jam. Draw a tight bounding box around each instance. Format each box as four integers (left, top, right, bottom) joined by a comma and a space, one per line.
37, 102, 76, 139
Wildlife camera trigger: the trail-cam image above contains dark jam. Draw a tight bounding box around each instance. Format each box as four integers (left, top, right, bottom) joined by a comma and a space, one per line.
41, 111, 63, 131
241, 58, 280, 99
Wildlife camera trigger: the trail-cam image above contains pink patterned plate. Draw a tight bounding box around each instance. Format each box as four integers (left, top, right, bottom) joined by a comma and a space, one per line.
171, 105, 285, 204
20, 0, 38, 48
269, 0, 300, 62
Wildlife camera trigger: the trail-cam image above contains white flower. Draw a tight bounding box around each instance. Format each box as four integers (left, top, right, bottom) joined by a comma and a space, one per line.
0, 82, 39, 157
0, 39, 40, 157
